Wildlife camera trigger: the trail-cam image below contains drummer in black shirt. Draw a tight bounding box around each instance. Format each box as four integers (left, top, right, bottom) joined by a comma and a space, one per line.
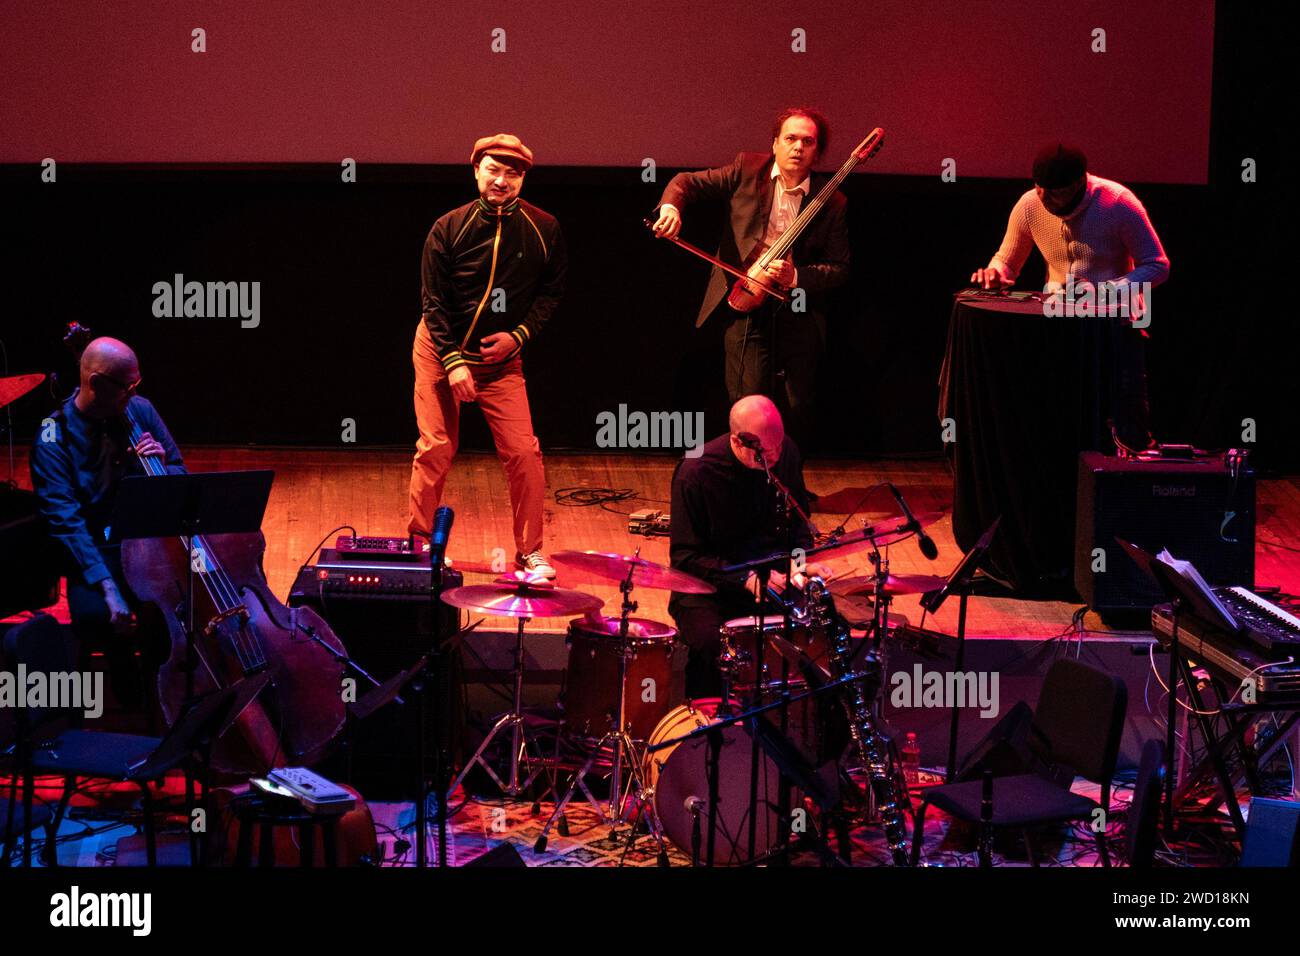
668, 395, 829, 697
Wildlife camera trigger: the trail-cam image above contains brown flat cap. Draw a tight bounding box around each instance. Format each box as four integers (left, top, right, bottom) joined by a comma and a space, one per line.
471, 133, 534, 170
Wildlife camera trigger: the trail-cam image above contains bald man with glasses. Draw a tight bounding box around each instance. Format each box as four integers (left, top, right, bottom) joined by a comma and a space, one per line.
30, 336, 184, 711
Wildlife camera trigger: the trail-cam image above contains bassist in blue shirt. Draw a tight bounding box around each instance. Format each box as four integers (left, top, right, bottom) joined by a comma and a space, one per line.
30, 336, 183, 711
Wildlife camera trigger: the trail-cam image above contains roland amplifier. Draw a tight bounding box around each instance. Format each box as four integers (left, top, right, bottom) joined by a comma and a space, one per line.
1074, 452, 1255, 617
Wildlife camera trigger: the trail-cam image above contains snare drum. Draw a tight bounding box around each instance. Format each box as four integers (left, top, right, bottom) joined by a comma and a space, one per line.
643, 699, 785, 864
560, 616, 683, 741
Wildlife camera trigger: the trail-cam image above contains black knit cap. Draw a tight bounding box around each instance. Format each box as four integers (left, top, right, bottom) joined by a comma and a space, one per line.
1032, 142, 1087, 188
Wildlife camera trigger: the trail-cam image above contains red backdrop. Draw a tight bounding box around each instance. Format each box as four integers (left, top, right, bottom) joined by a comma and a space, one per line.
2, 0, 1213, 181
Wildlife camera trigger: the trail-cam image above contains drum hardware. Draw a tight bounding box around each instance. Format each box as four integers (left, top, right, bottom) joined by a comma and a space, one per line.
807, 575, 913, 865
718, 610, 849, 769
804, 490, 936, 863
717, 440, 819, 865
644, 675, 856, 865
534, 551, 677, 863
836, 545, 901, 827
441, 574, 603, 799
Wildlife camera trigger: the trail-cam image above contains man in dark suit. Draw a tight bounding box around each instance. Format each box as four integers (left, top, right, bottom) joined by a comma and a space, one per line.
652, 107, 850, 448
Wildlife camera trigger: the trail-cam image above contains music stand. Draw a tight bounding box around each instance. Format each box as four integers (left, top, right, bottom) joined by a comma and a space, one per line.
917, 517, 1000, 781
112, 470, 274, 862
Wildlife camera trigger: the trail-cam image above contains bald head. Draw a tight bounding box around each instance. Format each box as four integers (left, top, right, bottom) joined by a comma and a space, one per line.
81, 337, 137, 379
728, 394, 785, 469
76, 337, 141, 418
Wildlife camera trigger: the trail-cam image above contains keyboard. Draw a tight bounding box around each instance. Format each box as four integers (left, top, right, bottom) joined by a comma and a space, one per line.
1152, 587, 1300, 701
1219, 587, 1300, 652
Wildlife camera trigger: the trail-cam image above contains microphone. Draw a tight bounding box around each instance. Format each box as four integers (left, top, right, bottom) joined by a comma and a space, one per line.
429, 505, 455, 570
888, 482, 938, 560
684, 795, 705, 814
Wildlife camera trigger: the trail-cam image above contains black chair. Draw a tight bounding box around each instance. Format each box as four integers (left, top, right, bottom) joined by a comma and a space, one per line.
1124, 738, 1165, 867
910, 657, 1128, 866
1, 777, 56, 866
4, 612, 242, 866
2, 615, 68, 866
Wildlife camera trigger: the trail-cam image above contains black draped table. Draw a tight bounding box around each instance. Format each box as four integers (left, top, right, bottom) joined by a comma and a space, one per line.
938, 294, 1131, 596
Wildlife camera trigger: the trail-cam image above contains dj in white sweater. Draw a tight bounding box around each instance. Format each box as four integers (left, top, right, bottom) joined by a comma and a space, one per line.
972, 143, 1170, 297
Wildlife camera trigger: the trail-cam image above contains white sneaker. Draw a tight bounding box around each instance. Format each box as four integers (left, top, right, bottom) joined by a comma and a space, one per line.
516, 551, 556, 579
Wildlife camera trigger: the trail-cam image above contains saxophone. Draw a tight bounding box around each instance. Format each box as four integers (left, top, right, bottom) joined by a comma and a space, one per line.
807, 577, 912, 866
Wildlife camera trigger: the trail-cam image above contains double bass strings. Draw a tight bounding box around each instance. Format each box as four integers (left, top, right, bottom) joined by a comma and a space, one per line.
124, 409, 266, 674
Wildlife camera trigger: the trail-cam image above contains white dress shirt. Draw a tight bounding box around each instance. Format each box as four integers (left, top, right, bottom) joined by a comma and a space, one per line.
765, 163, 810, 248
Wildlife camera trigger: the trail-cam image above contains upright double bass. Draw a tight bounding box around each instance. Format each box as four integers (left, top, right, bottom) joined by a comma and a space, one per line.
65, 324, 348, 775
119, 413, 349, 775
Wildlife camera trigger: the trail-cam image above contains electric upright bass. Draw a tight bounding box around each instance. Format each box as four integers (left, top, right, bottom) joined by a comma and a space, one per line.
652, 128, 885, 312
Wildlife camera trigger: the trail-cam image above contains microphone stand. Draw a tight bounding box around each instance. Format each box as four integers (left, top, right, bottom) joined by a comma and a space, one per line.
747, 444, 803, 865
916, 518, 999, 781
646, 674, 861, 866
415, 517, 452, 868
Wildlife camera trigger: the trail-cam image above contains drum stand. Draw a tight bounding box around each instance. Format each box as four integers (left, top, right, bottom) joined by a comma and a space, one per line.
534, 569, 670, 864
844, 546, 910, 826
449, 615, 548, 798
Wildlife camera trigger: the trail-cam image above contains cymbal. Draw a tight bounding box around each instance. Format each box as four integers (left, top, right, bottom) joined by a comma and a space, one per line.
810, 512, 945, 560
830, 572, 949, 598
551, 550, 715, 594
441, 579, 603, 618
0, 373, 44, 409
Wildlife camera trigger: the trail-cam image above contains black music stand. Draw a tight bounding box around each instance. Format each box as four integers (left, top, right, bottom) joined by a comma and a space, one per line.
112, 470, 274, 862
110, 674, 269, 866
112, 470, 274, 702
917, 517, 1000, 781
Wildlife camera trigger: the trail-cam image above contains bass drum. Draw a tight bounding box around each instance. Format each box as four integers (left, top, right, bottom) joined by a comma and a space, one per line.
643, 699, 786, 865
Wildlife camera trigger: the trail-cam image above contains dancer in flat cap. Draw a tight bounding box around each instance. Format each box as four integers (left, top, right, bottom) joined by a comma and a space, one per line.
409, 133, 566, 577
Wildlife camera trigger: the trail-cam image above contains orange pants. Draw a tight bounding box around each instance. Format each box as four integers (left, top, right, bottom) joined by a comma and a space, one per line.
408, 322, 546, 553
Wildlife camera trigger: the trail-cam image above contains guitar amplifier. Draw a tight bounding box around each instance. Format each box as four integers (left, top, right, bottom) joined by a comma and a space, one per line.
1074, 452, 1255, 617
288, 553, 464, 799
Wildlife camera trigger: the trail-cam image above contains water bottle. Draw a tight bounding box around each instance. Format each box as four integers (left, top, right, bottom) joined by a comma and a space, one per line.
902, 732, 921, 785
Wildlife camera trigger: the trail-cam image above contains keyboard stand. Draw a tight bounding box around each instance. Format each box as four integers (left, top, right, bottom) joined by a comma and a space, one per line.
1170, 650, 1300, 844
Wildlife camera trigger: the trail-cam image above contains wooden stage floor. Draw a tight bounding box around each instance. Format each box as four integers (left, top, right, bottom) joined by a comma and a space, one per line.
11, 446, 1298, 641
